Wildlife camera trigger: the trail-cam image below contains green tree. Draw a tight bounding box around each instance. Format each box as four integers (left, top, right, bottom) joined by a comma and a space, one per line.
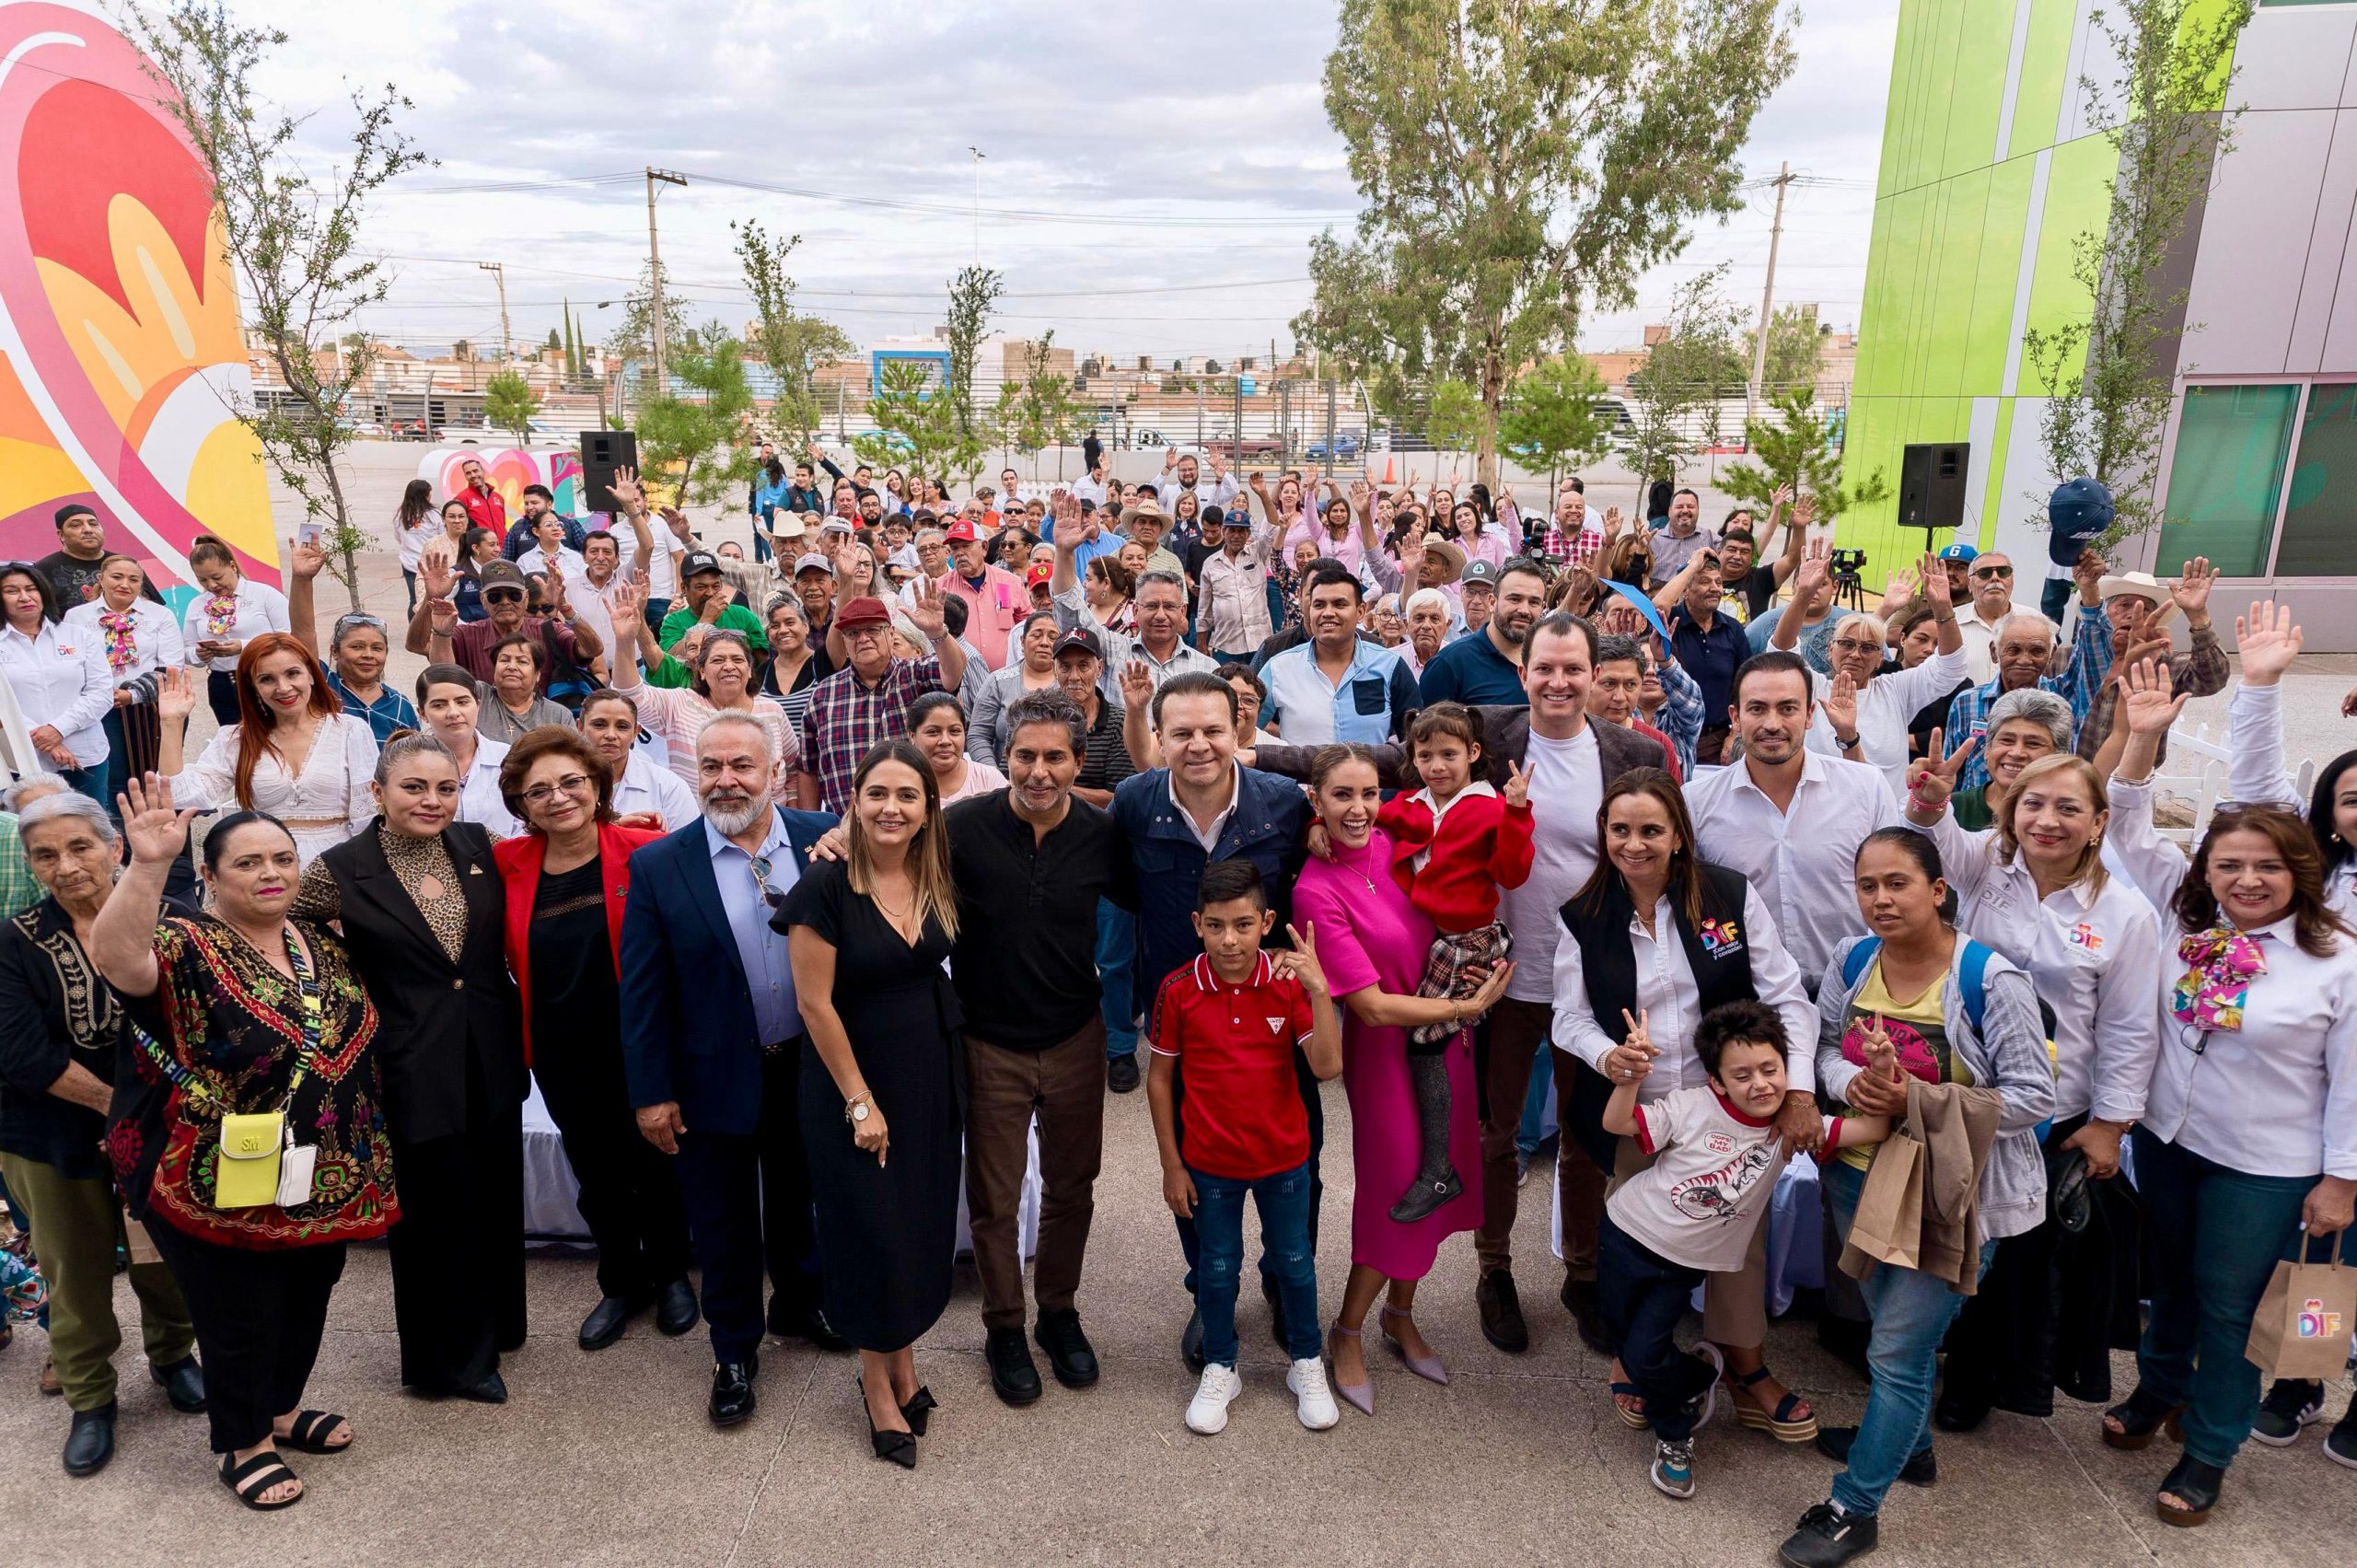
1719, 387, 1890, 519
638, 337, 755, 507
2021, 0, 2252, 545
1620, 270, 1747, 505
1499, 355, 1611, 489
1744, 302, 1824, 390
133, 0, 429, 612
997, 333, 1086, 480
543, 328, 560, 353
1295, 0, 1794, 489
733, 219, 854, 438
1424, 377, 1484, 460
483, 369, 539, 444
609, 259, 690, 378
943, 266, 1004, 441
856, 360, 988, 491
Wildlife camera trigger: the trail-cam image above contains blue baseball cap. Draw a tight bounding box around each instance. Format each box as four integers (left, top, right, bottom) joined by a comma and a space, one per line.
1936, 542, 1979, 563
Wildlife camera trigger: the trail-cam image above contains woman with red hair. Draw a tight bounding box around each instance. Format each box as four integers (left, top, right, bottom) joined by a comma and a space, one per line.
155, 633, 378, 865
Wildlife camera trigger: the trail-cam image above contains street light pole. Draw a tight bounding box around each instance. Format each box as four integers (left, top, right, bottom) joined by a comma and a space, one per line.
645, 167, 688, 400
1747, 161, 1794, 433
477, 261, 509, 364
968, 146, 985, 265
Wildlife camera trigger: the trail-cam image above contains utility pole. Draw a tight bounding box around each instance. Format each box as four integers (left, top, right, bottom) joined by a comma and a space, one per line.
1747, 161, 1795, 432
477, 261, 509, 364
967, 146, 985, 265
644, 167, 688, 401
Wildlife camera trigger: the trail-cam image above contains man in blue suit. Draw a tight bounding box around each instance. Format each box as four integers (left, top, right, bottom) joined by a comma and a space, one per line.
620, 713, 847, 1428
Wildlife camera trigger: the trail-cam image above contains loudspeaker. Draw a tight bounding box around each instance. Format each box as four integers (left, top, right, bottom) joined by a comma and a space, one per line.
1898, 442, 1969, 539
580, 429, 638, 514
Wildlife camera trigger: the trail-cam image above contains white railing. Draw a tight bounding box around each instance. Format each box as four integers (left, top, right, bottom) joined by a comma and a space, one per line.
2151, 717, 2317, 850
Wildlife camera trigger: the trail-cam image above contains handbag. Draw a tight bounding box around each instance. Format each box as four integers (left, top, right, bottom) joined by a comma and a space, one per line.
205, 929, 328, 1211
2246, 1236, 2357, 1382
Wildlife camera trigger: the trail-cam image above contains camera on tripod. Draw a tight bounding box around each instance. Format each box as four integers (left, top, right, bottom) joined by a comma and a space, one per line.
1829, 548, 1868, 610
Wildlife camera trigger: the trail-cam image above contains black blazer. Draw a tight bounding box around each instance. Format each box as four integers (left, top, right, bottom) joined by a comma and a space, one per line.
317, 819, 523, 1144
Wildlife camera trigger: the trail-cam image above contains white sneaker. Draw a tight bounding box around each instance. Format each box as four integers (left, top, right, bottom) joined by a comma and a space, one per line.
1288, 1356, 1340, 1430
1186, 1363, 1243, 1434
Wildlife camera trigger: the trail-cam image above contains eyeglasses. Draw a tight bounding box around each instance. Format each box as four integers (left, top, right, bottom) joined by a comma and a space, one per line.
520, 772, 593, 807
1971, 565, 2014, 579
1831, 637, 1884, 653
747, 854, 790, 910
333, 613, 386, 633
483, 588, 525, 604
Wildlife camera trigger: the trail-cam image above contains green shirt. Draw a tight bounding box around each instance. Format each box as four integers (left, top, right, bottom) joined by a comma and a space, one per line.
0, 812, 39, 917
658, 601, 769, 654
1952, 785, 1994, 831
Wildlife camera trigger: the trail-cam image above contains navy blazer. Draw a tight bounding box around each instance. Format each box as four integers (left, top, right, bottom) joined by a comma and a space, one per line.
619, 804, 837, 1136
1110, 765, 1309, 1014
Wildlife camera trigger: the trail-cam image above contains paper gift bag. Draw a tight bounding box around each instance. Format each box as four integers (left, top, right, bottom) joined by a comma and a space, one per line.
1844, 1130, 1924, 1272
2246, 1245, 2356, 1382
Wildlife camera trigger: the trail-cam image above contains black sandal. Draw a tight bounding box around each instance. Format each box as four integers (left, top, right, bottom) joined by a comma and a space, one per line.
2156, 1455, 2223, 1527
219, 1450, 303, 1510
2102, 1388, 2185, 1451
279, 1411, 351, 1455
899, 1386, 936, 1437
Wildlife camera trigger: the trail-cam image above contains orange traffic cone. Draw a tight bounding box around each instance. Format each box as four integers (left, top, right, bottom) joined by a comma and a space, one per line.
1383, 456, 1396, 484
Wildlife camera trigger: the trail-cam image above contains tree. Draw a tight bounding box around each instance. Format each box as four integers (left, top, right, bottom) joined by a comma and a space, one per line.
133, 0, 428, 611
997, 333, 1087, 480
1744, 302, 1824, 391
483, 369, 539, 444
1295, 0, 1794, 489
1424, 377, 1484, 461
1499, 355, 1611, 490
608, 259, 690, 379
733, 219, 854, 438
2022, 0, 2252, 546
544, 328, 561, 353
1720, 387, 1891, 519
1620, 269, 1747, 505
856, 360, 989, 491
943, 266, 1004, 441
637, 337, 756, 507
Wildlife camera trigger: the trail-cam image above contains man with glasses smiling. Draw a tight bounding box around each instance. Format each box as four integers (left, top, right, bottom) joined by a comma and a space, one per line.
794, 590, 967, 814
1954, 550, 2043, 683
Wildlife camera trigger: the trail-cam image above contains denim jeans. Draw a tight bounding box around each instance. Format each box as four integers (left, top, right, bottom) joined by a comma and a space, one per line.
1190, 1159, 1320, 1367
1597, 1214, 1714, 1440
1515, 1042, 1556, 1159
1096, 899, 1138, 1058
2130, 1126, 2313, 1469
1824, 1158, 1996, 1517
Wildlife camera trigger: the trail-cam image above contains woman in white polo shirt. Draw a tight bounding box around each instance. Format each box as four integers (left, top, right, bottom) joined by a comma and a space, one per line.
179, 536, 291, 725
64, 553, 185, 787
0, 563, 111, 801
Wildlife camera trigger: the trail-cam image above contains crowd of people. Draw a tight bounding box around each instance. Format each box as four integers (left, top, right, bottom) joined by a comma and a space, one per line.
0, 451, 2349, 1567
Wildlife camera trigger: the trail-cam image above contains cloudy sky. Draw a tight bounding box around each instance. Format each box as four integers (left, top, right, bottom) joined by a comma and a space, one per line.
120, 0, 1901, 364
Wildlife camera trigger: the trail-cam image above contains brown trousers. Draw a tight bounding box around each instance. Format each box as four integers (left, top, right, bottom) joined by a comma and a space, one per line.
1474, 998, 1607, 1282
964, 1020, 1107, 1331
1608, 1134, 1771, 1350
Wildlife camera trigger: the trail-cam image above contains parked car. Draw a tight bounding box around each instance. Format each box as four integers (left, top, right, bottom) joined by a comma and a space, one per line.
1305, 434, 1363, 461
1203, 435, 1283, 461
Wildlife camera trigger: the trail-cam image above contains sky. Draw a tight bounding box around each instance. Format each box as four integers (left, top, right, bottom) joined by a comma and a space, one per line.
111, 0, 1903, 366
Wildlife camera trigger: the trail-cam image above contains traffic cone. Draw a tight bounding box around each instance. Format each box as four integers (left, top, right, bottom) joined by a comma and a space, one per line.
1383, 456, 1396, 484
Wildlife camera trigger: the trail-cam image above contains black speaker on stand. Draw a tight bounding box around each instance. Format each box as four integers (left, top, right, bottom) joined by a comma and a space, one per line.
1898, 442, 1970, 552
580, 429, 638, 515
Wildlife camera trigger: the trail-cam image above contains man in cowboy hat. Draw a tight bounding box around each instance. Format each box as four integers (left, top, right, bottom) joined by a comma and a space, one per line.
2073, 556, 2228, 765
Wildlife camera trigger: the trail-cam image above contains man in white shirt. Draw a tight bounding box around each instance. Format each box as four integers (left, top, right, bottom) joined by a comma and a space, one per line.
1953, 551, 2044, 683
1070, 458, 1112, 511
1155, 450, 1239, 515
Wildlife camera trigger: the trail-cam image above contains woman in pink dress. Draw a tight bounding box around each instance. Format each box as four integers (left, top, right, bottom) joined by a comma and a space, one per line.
1292, 745, 1515, 1415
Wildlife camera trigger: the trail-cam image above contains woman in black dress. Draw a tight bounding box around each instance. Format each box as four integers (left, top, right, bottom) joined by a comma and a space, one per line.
779, 739, 962, 1469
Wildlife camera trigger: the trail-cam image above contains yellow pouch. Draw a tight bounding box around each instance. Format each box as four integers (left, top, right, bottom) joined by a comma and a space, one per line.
215, 1111, 286, 1209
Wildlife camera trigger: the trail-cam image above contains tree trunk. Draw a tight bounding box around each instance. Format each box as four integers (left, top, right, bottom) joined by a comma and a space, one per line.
1477, 339, 1505, 493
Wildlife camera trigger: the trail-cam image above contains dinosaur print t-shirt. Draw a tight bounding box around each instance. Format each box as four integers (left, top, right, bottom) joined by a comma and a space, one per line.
1833, 959, 1970, 1171
1608, 1086, 1824, 1273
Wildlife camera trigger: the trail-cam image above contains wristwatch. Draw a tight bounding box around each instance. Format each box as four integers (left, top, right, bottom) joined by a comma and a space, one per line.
845, 1090, 873, 1124
1834, 731, 1861, 749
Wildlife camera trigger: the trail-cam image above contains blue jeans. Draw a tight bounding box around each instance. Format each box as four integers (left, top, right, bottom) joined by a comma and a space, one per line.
1597, 1214, 1714, 1440
1824, 1158, 1996, 1517
1096, 899, 1137, 1058
2130, 1126, 2313, 1469
1190, 1159, 1321, 1366
1516, 1042, 1555, 1158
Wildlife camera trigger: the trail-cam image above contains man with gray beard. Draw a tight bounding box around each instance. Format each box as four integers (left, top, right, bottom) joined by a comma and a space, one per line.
620, 714, 849, 1429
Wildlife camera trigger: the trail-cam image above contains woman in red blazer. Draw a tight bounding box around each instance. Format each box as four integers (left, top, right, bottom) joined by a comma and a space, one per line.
492, 726, 700, 1351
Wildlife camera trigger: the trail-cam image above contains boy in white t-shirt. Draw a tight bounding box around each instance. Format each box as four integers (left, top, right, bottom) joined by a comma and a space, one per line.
1599, 1000, 1890, 1501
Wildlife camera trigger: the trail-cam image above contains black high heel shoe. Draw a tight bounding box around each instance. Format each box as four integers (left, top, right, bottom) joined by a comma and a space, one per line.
2102, 1387, 2186, 1451
899, 1386, 936, 1437
2156, 1454, 2223, 1527
858, 1376, 916, 1469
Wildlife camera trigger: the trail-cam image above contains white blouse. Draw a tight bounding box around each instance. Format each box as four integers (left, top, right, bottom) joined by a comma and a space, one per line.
0, 621, 112, 768
2108, 773, 2357, 1179
170, 712, 379, 865
1806, 645, 1971, 794
456, 737, 522, 839
1550, 882, 1819, 1099
64, 598, 186, 681
1924, 812, 2163, 1122
613, 749, 699, 830
180, 581, 292, 673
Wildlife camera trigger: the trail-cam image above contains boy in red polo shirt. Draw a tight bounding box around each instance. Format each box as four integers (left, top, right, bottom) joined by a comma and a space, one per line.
1146, 861, 1344, 1437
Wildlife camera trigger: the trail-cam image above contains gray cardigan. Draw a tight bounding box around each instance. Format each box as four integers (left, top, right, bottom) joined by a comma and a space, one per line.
1816, 935, 2057, 1243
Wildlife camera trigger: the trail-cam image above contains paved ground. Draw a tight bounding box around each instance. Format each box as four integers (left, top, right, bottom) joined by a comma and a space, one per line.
3, 1079, 2351, 1567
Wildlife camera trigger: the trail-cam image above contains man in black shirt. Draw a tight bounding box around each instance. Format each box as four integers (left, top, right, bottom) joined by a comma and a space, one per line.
36, 504, 161, 610
942, 691, 1138, 1409
1716, 491, 1809, 621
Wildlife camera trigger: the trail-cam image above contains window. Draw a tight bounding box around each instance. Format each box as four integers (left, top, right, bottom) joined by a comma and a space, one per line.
2278, 381, 2357, 577
2158, 384, 2298, 577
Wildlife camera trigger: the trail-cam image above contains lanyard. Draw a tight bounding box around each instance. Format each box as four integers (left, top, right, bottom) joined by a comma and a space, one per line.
134, 924, 324, 1112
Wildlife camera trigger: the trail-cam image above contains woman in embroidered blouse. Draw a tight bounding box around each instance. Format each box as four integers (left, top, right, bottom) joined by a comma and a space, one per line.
2093, 658, 2356, 1527
91, 777, 396, 1512
64, 553, 184, 786
178, 536, 291, 725
0, 563, 111, 801
609, 582, 798, 800
156, 637, 378, 867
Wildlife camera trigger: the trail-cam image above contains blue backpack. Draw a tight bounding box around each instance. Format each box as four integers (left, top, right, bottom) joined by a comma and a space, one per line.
1840, 935, 1996, 1038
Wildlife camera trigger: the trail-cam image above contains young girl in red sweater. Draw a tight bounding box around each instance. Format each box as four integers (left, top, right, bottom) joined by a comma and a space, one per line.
1374, 703, 1535, 1222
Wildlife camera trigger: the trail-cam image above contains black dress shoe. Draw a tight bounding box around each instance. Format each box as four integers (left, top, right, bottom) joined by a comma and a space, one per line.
1817, 1423, 1936, 1486
1560, 1275, 1611, 1356
151, 1354, 207, 1412
1033, 1308, 1099, 1388
655, 1278, 700, 1337
1261, 1271, 1290, 1351
768, 1301, 852, 1353
1106, 1052, 1141, 1094
1180, 1306, 1206, 1374
1933, 1388, 1990, 1433
987, 1326, 1043, 1406
578, 1295, 642, 1352
1477, 1269, 1530, 1353
710, 1360, 758, 1426
453, 1371, 508, 1405
63, 1402, 115, 1476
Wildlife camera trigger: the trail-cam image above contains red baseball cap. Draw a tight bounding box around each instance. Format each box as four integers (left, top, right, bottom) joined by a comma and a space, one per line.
944, 518, 979, 543
1026, 562, 1053, 588
834, 596, 893, 631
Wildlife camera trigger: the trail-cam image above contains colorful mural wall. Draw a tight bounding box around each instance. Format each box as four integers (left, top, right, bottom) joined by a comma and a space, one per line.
0, 2, 275, 594
417, 447, 587, 517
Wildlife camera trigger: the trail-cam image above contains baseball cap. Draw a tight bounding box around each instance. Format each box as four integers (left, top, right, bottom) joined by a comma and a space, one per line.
835, 596, 893, 631
1025, 562, 1053, 588
819, 517, 854, 537
1218, 508, 1251, 529
1053, 626, 1104, 662
679, 550, 723, 580
1936, 542, 1980, 563
944, 518, 979, 543
793, 552, 834, 576
1458, 560, 1500, 588
477, 560, 528, 594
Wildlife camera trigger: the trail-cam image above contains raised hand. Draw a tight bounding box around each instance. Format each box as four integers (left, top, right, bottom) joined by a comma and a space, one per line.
1878, 565, 1919, 618
1605, 1006, 1657, 1084
1792, 494, 1818, 531
607, 578, 642, 631
904, 575, 947, 641
2120, 656, 2188, 737
117, 772, 198, 865
418, 538, 457, 600
1118, 658, 1155, 713
1771, 482, 1794, 510
1905, 729, 1977, 814
1818, 669, 1860, 739
2170, 556, 2217, 620
289, 537, 326, 580
426, 595, 459, 636
1600, 505, 1624, 540
606, 465, 644, 514
2073, 546, 2108, 604
2235, 600, 2302, 687
1503, 758, 1530, 809
1793, 537, 1832, 598
157, 667, 197, 726
1275, 922, 1329, 995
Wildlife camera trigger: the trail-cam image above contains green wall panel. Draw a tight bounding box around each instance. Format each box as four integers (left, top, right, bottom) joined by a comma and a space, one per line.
2018, 135, 2119, 395
2006, 0, 2079, 160
1963, 160, 2037, 392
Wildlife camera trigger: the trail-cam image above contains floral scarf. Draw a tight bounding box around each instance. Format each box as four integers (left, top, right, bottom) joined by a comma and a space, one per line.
202, 591, 237, 639
98, 606, 138, 672
2171, 926, 2266, 1032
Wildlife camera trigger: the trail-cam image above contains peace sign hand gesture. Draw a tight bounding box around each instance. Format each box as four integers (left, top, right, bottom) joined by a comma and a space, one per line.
1503, 758, 1530, 809
1605, 1007, 1658, 1086
1905, 729, 1977, 815
1273, 923, 1329, 996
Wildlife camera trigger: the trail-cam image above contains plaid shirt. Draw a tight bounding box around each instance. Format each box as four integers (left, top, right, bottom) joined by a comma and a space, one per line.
0, 812, 38, 918
2072, 619, 2229, 766
1943, 604, 2114, 791
796, 655, 946, 813
1650, 658, 1706, 776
